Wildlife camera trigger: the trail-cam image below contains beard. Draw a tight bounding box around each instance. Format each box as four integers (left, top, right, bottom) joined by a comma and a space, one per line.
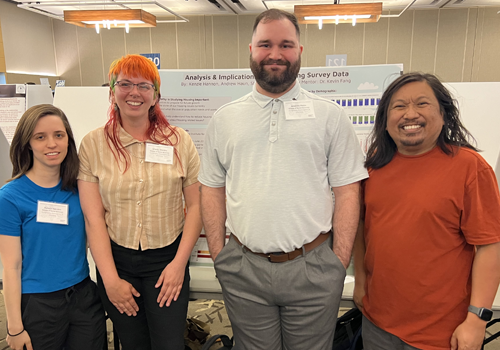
250, 54, 301, 95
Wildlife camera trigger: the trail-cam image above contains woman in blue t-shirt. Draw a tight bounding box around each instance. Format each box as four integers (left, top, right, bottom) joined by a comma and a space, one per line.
0, 104, 106, 350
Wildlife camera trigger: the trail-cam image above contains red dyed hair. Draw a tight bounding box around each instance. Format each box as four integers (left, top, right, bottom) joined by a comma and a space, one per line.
105, 54, 180, 172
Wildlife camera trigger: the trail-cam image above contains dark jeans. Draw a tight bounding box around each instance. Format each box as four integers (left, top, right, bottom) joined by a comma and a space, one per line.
97, 235, 190, 350
21, 277, 106, 350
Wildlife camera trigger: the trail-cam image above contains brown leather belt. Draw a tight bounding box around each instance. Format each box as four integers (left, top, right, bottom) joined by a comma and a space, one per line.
231, 231, 331, 263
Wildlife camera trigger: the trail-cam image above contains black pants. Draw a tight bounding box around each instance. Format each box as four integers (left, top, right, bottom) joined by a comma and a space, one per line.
97, 235, 190, 350
21, 277, 106, 350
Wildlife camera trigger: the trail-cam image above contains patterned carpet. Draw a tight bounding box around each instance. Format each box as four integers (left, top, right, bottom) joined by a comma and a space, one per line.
2, 294, 500, 350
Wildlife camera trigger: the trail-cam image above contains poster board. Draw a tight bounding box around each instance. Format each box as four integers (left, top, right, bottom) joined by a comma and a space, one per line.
53, 87, 110, 148
160, 65, 403, 159
445, 82, 500, 168
0, 97, 25, 144
26, 84, 53, 109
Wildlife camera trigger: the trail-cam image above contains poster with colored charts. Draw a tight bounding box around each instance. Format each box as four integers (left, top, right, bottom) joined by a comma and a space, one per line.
327, 93, 382, 154
158, 64, 402, 266
159, 64, 401, 160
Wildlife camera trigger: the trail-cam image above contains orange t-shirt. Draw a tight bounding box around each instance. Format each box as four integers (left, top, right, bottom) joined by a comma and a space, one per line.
363, 146, 500, 350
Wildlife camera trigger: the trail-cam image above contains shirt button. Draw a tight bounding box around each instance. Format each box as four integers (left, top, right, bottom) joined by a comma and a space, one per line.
137, 201, 141, 205
137, 223, 142, 227
273, 111, 277, 114
139, 179, 143, 183
140, 159, 144, 164
272, 122, 276, 126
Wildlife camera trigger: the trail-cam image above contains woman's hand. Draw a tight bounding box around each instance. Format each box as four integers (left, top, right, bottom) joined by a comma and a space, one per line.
155, 259, 186, 307
105, 278, 140, 316
7, 329, 33, 350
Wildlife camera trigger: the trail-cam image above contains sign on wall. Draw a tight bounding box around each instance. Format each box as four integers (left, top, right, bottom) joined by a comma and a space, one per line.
141, 53, 161, 69
326, 54, 347, 67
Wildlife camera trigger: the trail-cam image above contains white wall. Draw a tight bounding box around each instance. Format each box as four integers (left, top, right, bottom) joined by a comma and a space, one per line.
0, 1, 57, 76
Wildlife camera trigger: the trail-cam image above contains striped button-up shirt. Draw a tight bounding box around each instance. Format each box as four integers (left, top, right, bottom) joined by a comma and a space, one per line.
78, 125, 200, 250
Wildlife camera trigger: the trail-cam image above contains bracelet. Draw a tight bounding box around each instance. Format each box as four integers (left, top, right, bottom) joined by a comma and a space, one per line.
6, 322, 25, 337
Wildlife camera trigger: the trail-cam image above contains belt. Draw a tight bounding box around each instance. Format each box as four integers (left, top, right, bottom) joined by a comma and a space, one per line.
231, 231, 331, 263
24, 276, 91, 299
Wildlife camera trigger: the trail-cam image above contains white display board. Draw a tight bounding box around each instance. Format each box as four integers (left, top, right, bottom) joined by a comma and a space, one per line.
53, 86, 110, 281
445, 83, 500, 168
53, 87, 110, 148
26, 84, 53, 109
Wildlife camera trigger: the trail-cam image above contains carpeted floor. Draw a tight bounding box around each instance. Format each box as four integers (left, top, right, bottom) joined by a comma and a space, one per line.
2, 294, 500, 350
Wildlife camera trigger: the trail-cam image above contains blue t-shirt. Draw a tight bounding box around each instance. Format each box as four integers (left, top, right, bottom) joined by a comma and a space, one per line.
0, 175, 89, 293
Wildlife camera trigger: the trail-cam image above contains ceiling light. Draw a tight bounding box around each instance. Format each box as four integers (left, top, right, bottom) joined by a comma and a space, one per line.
64, 9, 157, 30
295, 3, 383, 25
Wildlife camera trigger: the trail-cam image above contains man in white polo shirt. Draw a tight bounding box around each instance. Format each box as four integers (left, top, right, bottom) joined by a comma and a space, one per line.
199, 9, 368, 350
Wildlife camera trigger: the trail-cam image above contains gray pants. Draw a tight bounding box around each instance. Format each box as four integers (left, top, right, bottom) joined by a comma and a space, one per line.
214, 234, 346, 350
362, 315, 422, 350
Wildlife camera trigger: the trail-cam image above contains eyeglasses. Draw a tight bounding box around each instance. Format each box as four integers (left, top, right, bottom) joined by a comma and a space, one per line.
114, 81, 156, 92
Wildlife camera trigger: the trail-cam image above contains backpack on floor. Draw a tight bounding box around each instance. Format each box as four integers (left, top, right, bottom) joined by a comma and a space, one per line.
332, 308, 363, 350
184, 318, 211, 350
201, 334, 233, 350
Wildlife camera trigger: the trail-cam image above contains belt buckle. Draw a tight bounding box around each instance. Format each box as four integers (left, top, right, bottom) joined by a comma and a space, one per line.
267, 252, 284, 263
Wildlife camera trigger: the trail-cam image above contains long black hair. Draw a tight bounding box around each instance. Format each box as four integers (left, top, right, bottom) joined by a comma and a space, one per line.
365, 72, 477, 169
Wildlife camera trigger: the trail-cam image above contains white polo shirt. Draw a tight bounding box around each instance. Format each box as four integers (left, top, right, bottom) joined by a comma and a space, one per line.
200, 82, 368, 253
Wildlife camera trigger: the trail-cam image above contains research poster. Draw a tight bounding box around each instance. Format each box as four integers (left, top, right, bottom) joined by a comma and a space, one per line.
0, 97, 26, 144
159, 64, 402, 266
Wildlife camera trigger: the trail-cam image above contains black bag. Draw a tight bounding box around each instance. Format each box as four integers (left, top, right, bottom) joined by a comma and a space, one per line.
332, 308, 363, 350
201, 334, 233, 350
184, 318, 211, 350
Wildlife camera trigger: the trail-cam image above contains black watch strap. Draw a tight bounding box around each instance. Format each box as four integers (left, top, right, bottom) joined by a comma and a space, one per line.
468, 305, 493, 321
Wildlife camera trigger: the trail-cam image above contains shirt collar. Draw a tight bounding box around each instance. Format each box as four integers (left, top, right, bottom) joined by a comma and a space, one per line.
118, 125, 140, 147
252, 80, 302, 108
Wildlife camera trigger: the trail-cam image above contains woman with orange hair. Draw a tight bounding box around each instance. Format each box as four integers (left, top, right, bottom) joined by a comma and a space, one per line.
78, 54, 202, 350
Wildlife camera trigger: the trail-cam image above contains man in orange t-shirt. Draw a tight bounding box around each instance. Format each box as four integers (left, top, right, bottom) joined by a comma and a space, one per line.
354, 72, 500, 350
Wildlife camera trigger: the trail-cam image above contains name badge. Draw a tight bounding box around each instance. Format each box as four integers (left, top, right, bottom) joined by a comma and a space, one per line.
284, 100, 316, 120
145, 143, 174, 165
37, 201, 69, 225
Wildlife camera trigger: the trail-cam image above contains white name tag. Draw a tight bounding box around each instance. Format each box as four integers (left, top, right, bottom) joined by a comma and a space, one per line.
284, 100, 316, 120
36, 201, 69, 225
145, 143, 174, 165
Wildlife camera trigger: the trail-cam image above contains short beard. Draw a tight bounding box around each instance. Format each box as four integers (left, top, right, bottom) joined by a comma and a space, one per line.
399, 138, 424, 147
250, 54, 301, 95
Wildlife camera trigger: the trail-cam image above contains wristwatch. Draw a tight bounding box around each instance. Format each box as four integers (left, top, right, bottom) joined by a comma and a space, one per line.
468, 305, 493, 321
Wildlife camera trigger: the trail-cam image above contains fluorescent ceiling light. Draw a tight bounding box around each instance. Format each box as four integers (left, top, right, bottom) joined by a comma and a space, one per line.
304, 15, 371, 20
295, 3, 383, 25
64, 9, 156, 29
